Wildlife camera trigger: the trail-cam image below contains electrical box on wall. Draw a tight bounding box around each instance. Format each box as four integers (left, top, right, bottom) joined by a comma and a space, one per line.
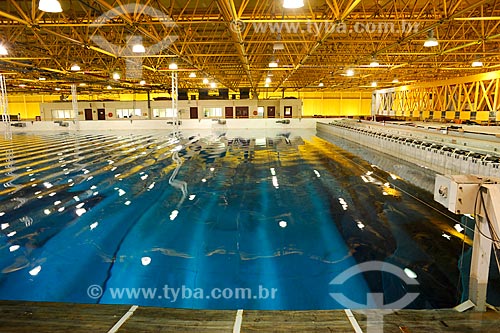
434, 175, 500, 214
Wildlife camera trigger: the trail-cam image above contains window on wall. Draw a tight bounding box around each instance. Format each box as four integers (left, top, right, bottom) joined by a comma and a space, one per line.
257, 107, 264, 117
116, 109, 141, 118
203, 107, 223, 118
51, 110, 73, 119
152, 108, 177, 118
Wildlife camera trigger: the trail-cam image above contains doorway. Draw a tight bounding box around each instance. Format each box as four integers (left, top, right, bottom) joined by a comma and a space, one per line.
97, 108, 105, 120
267, 106, 276, 118
190, 107, 198, 119
84, 108, 93, 120
284, 106, 292, 118
225, 106, 233, 118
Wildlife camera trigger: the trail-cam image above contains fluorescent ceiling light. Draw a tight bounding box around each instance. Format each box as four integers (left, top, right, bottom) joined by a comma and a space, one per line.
38, 0, 63, 13
70, 64, 80, 71
345, 68, 354, 77
112, 72, 120, 80
471, 60, 483, 67
106, 85, 112, 90
203, 78, 209, 84
318, 82, 324, 87
39, 77, 46, 81
210, 82, 216, 88
370, 59, 379, 67
168, 62, 178, 70
265, 77, 271, 83
139, 80, 146, 85
269, 60, 278, 68
392, 78, 399, 83
0, 45, 8, 55
283, 0, 304, 9
132, 44, 145, 53
273, 43, 284, 50
189, 72, 196, 78
371, 81, 377, 87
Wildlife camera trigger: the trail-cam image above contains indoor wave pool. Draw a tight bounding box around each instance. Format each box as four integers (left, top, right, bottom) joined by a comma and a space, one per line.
0, 129, 472, 310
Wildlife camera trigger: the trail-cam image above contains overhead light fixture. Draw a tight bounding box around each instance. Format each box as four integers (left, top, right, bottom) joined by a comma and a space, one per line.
70, 64, 80, 71
265, 77, 271, 83
39, 77, 46, 81
55, 87, 61, 91
471, 59, 483, 67
371, 81, 377, 87
318, 82, 324, 87
265, 82, 270, 87
189, 72, 196, 78
38, 0, 63, 13
283, 0, 304, 9
0, 45, 8, 56
267, 71, 273, 77
19, 84, 26, 88
392, 78, 399, 83
424, 30, 438, 47
273, 43, 285, 50
139, 80, 146, 85
210, 82, 216, 88
132, 44, 146, 53
112, 72, 120, 80
168, 62, 178, 70
79, 82, 86, 86
106, 85, 112, 90
370, 58, 379, 67
203, 78, 209, 84
269, 59, 278, 68
345, 68, 354, 77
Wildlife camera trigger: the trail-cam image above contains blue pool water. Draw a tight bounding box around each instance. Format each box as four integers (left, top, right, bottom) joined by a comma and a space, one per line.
0, 130, 470, 309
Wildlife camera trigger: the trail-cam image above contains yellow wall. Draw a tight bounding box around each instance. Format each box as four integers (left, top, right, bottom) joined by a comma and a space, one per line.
301, 92, 372, 117
8, 95, 60, 120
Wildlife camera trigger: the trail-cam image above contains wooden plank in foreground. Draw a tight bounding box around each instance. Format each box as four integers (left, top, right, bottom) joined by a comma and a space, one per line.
0, 301, 500, 333
117, 307, 235, 332
0, 300, 129, 333
241, 310, 355, 333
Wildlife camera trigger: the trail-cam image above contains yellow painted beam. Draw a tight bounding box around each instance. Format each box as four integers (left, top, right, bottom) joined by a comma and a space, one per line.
377, 70, 500, 93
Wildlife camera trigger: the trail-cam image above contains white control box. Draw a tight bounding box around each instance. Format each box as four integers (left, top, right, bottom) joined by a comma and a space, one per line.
434, 175, 484, 214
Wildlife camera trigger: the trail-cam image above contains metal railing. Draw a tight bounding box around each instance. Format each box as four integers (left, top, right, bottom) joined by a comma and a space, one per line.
0, 74, 12, 140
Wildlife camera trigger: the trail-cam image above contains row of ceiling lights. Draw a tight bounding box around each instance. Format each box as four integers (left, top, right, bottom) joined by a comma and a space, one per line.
38, 0, 305, 13
0, 0, 487, 92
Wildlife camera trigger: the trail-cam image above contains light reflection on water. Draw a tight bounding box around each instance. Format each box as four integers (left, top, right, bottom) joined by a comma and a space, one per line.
0, 130, 469, 309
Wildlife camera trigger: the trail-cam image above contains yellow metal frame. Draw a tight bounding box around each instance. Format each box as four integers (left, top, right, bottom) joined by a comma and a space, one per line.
373, 70, 500, 122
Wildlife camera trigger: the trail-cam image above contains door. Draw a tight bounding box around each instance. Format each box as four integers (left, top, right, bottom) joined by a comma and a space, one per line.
225, 106, 233, 118
190, 107, 198, 119
97, 108, 106, 120
284, 106, 292, 118
267, 106, 276, 118
235, 106, 249, 118
84, 108, 93, 120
